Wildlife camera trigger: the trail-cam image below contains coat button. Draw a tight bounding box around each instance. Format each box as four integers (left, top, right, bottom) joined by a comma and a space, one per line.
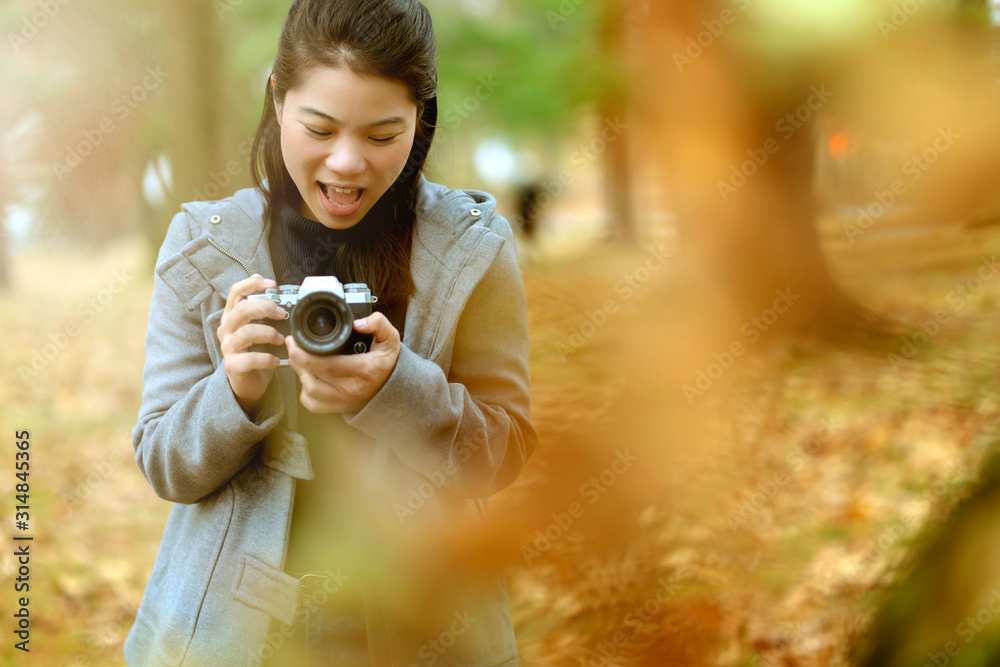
470, 209, 482, 217
210, 215, 222, 225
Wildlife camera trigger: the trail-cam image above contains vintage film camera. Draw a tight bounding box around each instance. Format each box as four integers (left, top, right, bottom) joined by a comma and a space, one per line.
248, 277, 377, 364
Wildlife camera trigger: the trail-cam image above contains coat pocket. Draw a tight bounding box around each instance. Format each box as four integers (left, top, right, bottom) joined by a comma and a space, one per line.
230, 554, 301, 626
133, 483, 235, 666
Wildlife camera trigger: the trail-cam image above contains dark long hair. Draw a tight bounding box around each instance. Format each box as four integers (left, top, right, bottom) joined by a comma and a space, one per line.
251, 0, 438, 308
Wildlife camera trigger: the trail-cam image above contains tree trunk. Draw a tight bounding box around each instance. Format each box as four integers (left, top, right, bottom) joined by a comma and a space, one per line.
638, 1, 891, 344
0, 209, 9, 290
599, 0, 636, 244
147, 0, 229, 248
601, 103, 635, 244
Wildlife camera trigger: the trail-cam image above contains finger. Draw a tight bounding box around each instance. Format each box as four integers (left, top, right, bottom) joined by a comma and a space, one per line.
220, 324, 287, 356
219, 298, 288, 340
299, 389, 335, 414
353, 311, 399, 348
225, 351, 281, 376
286, 336, 361, 377
298, 370, 330, 397
297, 375, 350, 414
223, 275, 276, 322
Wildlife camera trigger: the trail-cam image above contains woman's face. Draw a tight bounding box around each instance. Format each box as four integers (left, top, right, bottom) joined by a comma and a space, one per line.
274, 65, 418, 230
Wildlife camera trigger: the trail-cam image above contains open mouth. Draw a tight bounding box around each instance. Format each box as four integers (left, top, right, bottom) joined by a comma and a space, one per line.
319, 183, 364, 208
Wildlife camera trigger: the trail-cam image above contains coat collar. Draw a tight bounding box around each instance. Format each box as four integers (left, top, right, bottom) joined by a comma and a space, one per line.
179, 175, 506, 365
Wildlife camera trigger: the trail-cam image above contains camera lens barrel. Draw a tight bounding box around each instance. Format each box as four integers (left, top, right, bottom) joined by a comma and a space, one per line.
248, 278, 375, 358
290, 291, 354, 355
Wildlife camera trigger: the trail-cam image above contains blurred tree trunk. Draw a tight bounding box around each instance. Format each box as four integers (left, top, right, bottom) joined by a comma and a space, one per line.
639, 1, 889, 344
0, 188, 9, 290
715, 83, 884, 340
0, 92, 13, 290
148, 0, 228, 248
599, 0, 636, 244
600, 100, 635, 244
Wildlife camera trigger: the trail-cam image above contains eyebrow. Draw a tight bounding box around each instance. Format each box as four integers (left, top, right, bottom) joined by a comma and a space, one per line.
300, 106, 407, 128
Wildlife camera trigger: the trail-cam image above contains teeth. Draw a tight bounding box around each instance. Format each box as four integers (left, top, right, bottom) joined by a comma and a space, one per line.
321, 183, 363, 209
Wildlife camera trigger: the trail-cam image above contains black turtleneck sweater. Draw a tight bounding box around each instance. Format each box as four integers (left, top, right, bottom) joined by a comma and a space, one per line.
269, 200, 351, 287
269, 199, 404, 581
269, 199, 407, 333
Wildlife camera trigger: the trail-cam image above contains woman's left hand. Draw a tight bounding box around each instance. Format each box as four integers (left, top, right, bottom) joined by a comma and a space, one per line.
286, 312, 401, 414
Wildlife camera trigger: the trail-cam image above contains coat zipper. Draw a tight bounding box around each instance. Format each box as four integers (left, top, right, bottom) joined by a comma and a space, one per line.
206, 237, 253, 277
379, 595, 396, 667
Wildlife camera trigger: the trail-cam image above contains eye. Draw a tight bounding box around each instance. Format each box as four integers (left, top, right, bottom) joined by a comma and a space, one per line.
305, 126, 331, 137
371, 134, 402, 144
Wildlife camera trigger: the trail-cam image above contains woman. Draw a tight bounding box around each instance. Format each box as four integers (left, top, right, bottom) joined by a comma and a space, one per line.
124, 1, 536, 665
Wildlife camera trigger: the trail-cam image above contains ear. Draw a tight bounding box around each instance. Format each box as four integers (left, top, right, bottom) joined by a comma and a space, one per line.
271, 76, 283, 127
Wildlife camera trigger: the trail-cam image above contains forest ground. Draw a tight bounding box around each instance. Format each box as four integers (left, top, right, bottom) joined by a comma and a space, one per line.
1, 209, 999, 666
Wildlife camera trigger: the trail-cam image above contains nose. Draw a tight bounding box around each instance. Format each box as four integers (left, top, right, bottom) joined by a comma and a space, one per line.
325, 137, 366, 177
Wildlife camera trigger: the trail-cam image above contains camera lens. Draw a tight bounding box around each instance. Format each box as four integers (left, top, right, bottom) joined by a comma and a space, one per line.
306, 307, 338, 338
291, 291, 354, 355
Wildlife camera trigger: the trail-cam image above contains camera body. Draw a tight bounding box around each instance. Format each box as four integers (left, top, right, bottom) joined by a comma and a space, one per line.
248, 277, 377, 363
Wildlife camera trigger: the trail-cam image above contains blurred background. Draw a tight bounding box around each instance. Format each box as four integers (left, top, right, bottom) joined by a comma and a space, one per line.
5, 0, 1000, 664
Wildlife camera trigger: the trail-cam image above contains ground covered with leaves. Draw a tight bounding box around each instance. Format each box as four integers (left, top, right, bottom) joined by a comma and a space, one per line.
1, 217, 999, 665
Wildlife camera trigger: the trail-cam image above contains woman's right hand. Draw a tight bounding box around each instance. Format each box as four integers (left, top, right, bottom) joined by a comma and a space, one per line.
217, 274, 288, 415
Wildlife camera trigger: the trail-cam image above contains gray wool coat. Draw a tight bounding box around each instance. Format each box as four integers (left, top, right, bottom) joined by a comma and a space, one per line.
124, 176, 536, 667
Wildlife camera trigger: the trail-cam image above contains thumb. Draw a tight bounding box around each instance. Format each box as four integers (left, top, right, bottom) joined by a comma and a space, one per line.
354, 311, 399, 347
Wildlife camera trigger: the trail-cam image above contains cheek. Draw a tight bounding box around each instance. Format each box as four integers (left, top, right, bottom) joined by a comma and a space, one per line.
380, 138, 417, 176
280, 131, 318, 173
279, 129, 297, 171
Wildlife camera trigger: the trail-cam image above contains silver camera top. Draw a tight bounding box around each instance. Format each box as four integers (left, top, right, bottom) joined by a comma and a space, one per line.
343, 283, 378, 305
247, 277, 376, 307
300, 275, 345, 298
